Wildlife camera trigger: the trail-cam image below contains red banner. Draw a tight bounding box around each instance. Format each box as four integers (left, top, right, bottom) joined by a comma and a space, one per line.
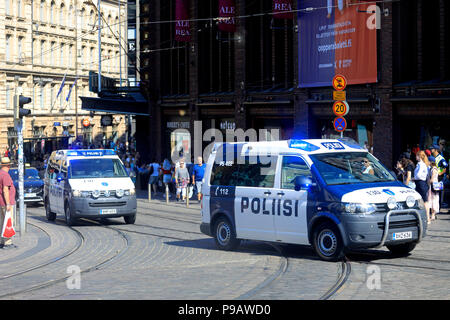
218, 0, 236, 32
175, 0, 191, 42
273, 0, 293, 19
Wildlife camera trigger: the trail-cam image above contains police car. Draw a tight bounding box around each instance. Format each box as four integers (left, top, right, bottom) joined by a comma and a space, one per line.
200, 139, 427, 261
44, 149, 137, 226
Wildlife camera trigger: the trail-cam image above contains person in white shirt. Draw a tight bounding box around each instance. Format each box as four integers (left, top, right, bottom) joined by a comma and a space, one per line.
414, 151, 431, 224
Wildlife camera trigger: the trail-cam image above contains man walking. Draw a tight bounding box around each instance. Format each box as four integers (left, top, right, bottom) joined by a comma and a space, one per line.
192, 156, 205, 203
431, 144, 448, 212
0, 157, 16, 248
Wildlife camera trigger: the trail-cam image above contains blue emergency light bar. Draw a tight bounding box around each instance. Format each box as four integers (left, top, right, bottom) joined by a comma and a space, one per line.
66, 149, 116, 157
288, 140, 320, 152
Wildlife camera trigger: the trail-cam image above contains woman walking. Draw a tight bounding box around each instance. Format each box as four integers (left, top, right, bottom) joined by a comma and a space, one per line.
428, 156, 440, 221
174, 159, 190, 201
414, 151, 431, 224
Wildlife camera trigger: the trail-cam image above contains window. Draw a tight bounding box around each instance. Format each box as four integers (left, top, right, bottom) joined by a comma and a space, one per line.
281, 156, 311, 190
50, 42, 55, 65
60, 4, 65, 26
5, 85, 11, 110
60, 43, 64, 66
50, 1, 55, 24
40, 40, 45, 65
40, 85, 45, 109
17, 0, 21, 17
5, 0, 10, 15
47, 159, 60, 180
68, 45, 73, 67
69, 159, 128, 179
5, 35, 11, 61
40, 0, 45, 22
18, 37, 23, 62
210, 145, 277, 187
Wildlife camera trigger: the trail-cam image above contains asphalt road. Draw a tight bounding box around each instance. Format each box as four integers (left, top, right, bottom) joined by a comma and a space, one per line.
1, 194, 449, 300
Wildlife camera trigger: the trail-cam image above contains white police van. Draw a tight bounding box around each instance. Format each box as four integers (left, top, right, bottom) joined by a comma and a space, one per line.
44, 149, 137, 226
200, 139, 427, 261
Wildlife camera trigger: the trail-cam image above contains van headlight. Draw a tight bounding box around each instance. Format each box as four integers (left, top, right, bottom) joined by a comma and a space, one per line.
342, 203, 377, 214
72, 190, 81, 197
116, 189, 124, 198
124, 188, 135, 196
387, 197, 397, 210
406, 196, 416, 208
92, 190, 100, 199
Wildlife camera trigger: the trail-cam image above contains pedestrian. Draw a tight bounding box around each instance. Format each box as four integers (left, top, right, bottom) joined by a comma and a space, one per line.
161, 159, 173, 197
175, 159, 190, 201
148, 158, 161, 194
414, 151, 431, 224
192, 156, 205, 202
396, 157, 416, 189
428, 156, 440, 221
0, 157, 16, 248
430, 143, 448, 212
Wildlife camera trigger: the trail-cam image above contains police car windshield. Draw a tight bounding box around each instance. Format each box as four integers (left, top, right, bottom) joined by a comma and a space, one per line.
310, 152, 395, 185
69, 158, 128, 179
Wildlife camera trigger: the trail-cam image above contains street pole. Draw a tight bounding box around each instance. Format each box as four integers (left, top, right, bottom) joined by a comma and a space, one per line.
14, 93, 26, 235
98, 0, 102, 93
118, 0, 122, 87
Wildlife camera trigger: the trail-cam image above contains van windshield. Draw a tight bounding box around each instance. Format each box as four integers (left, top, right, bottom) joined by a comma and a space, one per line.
69, 158, 128, 179
310, 152, 396, 186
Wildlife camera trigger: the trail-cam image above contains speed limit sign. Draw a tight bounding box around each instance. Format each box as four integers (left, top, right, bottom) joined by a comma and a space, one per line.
332, 101, 350, 117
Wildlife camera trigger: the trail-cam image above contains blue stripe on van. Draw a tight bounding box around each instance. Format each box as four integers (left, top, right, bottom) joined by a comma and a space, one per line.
325, 181, 404, 200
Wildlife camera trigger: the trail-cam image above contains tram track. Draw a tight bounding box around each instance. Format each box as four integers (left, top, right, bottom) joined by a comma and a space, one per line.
0, 218, 131, 299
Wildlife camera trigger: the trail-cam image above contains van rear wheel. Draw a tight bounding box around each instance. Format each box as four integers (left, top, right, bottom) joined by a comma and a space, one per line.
214, 216, 240, 251
313, 222, 345, 262
45, 198, 56, 221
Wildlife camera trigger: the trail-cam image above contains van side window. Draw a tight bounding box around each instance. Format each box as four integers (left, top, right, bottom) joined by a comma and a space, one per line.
47, 160, 60, 180
281, 156, 311, 190
210, 151, 277, 188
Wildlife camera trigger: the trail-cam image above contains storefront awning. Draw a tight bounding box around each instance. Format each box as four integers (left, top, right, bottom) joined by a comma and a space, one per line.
80, 96, 150, 116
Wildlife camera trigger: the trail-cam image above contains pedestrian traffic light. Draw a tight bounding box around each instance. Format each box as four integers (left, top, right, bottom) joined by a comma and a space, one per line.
14, 95, 32, 120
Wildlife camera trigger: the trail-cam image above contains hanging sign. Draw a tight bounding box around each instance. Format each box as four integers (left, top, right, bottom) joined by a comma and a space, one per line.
218, 0, 236, 32
175, 0, 191, 42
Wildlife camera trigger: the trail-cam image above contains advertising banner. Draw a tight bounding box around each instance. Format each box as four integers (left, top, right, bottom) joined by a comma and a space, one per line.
218, 0, 236, 32
298, 0, 377, 87
175, 0, 191, 42
273, 0, 294, 19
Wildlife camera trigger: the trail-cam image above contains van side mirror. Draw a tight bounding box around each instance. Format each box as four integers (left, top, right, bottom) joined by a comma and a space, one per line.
56, 174, 64, 182
294, 176, 315, 191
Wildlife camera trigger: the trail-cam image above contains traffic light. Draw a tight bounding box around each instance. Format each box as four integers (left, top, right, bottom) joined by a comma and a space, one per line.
14, 95, 32, 120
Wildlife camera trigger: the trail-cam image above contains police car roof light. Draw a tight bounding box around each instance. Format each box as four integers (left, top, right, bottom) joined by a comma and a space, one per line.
288, 139, 320, 152
66, 149, 115, 157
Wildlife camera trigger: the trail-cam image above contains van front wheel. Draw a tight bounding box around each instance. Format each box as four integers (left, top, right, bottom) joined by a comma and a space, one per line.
313, 222, 345, 262
214, 217, 240, 251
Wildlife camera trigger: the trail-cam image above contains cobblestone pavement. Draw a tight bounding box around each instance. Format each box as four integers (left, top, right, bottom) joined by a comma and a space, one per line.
1, 192, 449, 300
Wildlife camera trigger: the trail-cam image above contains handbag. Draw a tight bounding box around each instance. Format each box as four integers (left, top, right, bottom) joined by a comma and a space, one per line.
1, 208, 16, 238
432, 181, 443, 191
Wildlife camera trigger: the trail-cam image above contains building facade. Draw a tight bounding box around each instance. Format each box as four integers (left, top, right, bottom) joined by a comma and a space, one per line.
139, 0, 450, 169
0, 0, 128, 160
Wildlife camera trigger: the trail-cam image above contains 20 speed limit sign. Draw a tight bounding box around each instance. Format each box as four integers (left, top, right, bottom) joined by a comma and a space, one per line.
332, 101, 350, 116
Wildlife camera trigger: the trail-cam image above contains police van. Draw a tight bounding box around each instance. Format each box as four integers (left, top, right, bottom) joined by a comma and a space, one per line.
44, 149, 137, 226
200, 139, 427, 261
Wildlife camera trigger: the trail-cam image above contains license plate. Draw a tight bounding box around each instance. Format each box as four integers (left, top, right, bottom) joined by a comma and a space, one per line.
25, 193, 36, 198
100, 209, 117, 214
393, 231, 412, 241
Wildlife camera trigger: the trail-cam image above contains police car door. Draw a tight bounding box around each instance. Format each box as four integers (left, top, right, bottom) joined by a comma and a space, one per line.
234, 154, 278, 242
48, 159, 61, 214
273, 155, 310, 245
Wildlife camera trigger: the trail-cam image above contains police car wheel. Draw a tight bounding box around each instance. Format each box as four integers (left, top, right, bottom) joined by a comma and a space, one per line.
124, 214, 136, 224
386, 242, 417, 256
214, 217, 240, 251
45, 198, 56, 221
313, 222, 344, 261
64, 203, 76, 226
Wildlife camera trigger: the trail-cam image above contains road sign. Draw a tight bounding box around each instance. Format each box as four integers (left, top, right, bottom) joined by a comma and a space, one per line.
333, 117, 347, 132
82, 118, 90, 127
332, 74, 347, 91
333, 90, 346, 101
333, 101, 350, 117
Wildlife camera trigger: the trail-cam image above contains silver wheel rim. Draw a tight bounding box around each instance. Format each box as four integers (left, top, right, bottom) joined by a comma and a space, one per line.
318, 229, 337, 257
217, 222, 231, 246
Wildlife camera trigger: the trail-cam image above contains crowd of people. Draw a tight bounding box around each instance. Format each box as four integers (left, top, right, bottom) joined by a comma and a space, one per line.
396, 142, 449, 224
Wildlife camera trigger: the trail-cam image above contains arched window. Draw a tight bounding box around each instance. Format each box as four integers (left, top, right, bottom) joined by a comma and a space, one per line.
80, 8, 85, 29
50, 1, 55, 24
60, 3, 65, 26
40, 0, 45, 22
